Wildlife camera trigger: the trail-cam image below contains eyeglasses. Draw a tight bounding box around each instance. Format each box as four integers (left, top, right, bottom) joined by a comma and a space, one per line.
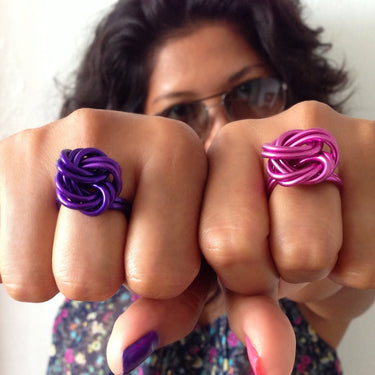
156, 77, 287, 141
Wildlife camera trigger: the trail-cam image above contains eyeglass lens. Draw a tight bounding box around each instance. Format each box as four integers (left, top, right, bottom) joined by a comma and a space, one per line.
224, 77, 285, 121
159, 77, 286, 139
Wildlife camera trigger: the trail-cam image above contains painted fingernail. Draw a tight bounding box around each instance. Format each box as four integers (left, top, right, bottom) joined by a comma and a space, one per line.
246, 336, 264, 375
122, 331, 159, 374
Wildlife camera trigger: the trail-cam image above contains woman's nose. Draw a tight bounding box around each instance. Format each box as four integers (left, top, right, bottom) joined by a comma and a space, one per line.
204, 103, 231, 150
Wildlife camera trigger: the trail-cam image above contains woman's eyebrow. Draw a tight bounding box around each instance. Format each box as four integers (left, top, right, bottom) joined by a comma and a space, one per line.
152, 90, 195, 104
228, 63, 266, 83
152, 63, 266, 104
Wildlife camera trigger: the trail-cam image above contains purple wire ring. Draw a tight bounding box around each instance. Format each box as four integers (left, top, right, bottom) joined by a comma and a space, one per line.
261, 128, 342, 195
55, 148, 131, 219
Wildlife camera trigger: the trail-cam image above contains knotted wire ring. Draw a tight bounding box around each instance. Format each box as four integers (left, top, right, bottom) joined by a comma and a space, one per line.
56, 148, 131, 219
261, 128, 342, 195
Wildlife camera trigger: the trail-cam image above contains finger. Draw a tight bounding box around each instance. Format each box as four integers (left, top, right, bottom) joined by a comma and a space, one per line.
257, 101, 375, 289
256, 101, 375, 289
0, 109, 206, 303
201, 101, 346, 294
124, 119, 207, 299
200, 123, 278, 295
52, 113, 206, 300
278, 278, 341, 302
53, 208, 127, 300
0, 131, 58, 301
226, 291, 295, 375
107, 261, 216, 374
0, 109, 135, 302
269, 183, 342, 283
330, 117, 375, 288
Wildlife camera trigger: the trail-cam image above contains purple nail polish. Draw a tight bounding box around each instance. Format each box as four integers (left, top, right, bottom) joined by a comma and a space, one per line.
122, 331, 159, 374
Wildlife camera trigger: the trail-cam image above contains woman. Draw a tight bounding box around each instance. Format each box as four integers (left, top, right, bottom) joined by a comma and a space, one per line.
1, 1, 375, 374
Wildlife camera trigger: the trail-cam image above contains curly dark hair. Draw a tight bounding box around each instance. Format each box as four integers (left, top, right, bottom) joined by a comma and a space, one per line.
60, 0, 349, 118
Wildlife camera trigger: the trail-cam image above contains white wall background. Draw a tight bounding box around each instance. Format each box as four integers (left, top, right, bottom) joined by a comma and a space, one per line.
0, 0, 374, 374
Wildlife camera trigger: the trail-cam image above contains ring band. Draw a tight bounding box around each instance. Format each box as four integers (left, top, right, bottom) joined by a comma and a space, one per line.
261, 128, 342, 194
55, 148, 131, 219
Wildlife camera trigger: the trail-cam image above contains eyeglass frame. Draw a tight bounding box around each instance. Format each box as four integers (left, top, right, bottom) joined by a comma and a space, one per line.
154, 77, 288, 131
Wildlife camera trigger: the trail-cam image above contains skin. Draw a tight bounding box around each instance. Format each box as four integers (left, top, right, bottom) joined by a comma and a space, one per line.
143, 21, 276, 320
115, 23, 375, 374
144, 22, 274, 150
1, 21, 375, 375
143, 22, 350, 335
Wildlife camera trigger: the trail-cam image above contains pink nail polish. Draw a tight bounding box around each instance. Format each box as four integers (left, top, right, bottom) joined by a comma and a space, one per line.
246, 336, 264, 375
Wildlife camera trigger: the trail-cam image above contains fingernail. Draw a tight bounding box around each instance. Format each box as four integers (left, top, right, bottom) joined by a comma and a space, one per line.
246, 336, 264, 375
122, 331, 159, 374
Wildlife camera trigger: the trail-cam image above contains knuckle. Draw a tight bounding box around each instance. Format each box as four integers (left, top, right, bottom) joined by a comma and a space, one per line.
332, 258, 375, 289
67, 107, 99, 126
3, 280, 57, 302
289, 100, 332, 130
1, 128, 41, 164
351, 272, 375, 289
345, 272, 375, 289
179, 287, 206, 316
127, 268, 196, 299
1, 264, 57, 302
55, 273, 120, 301
201, 227, 262, 271
150, 117, 207, 168
276, 240, 338, 283
65, 108, 104, 145
58, 281, 117, 301
208, 120, 247, 148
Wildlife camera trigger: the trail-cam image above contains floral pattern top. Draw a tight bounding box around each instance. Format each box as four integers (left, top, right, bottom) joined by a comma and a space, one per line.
47, 287, 342, 375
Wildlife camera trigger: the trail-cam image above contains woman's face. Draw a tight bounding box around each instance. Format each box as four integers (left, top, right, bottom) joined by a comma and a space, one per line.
144, 22, 276, 150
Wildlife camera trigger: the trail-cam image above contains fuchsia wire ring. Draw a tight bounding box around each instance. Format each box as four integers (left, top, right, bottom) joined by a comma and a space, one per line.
55, 148, 131, 219
261, 128, 342, 195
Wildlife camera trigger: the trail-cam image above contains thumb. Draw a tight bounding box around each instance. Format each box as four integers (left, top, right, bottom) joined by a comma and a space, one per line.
226, 292, 295, 375
107, 261, 216, 374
